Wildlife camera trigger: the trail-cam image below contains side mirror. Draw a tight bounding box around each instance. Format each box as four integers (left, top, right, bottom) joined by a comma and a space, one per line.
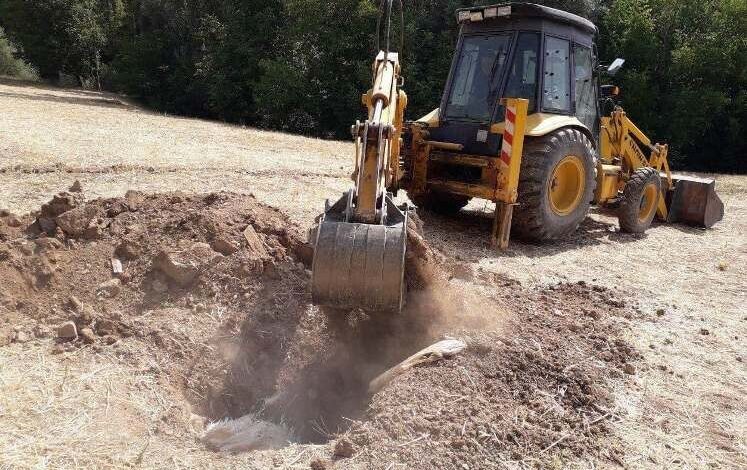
607, 58, 625, 76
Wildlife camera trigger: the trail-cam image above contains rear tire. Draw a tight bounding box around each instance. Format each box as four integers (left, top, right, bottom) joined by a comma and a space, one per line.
512, 128, 596, 241
410, 191, 470, 215
618, 167, 661, 233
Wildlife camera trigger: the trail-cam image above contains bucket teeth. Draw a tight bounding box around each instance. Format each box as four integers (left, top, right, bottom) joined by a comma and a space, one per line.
311, 192, 408, 312
666, 175, 724, 228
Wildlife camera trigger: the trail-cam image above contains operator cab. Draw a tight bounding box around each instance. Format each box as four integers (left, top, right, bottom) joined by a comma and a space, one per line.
428, 3, 598, 155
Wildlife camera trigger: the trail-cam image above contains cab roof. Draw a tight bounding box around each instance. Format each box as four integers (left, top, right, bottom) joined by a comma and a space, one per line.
455, 3, 597, 35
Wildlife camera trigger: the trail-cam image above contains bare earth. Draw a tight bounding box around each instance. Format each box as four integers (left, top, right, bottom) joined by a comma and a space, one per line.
1, 80, 745, 469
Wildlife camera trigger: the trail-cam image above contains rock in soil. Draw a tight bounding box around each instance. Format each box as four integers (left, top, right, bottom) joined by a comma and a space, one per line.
154, 243, 221, 286
40, 192, 83, 218
115, 240, 141, 260
211, 236, 239, 255
66, 296, 84, 312
69, 180, 83, 193
57, 321, 78, 341
79, 327, 96, 344
96, 278, 122, 298
56, 205, 100, 237
333, 438, 355, 458
12, 331, 31, 343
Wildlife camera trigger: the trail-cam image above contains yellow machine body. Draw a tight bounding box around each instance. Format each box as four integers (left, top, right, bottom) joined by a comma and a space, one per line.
310, 2, 724, 313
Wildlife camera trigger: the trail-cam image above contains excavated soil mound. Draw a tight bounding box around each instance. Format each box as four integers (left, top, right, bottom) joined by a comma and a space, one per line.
337, 281, 639, 469
0, 186, 641, 468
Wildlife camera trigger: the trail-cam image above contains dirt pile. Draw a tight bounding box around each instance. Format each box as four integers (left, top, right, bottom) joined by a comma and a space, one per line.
0, 186, 319, 416
332, 281, 639, 469
0, 186, 641, 468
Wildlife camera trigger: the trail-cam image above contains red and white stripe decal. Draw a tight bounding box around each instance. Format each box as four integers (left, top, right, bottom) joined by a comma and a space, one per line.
500, 105, 516, 166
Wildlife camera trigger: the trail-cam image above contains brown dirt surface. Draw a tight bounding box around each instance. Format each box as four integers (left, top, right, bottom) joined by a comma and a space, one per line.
1, 80, 745, 469
0, 187, 640, 469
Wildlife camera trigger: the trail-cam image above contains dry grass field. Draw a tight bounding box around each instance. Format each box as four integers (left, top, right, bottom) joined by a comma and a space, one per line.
1, 79, 745, 469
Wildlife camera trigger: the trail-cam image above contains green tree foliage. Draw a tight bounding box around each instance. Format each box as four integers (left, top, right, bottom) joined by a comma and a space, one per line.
0, 26, 38, 79
603, 0, 746, 172
0, 0, 743, 171
0, 0, 124, 85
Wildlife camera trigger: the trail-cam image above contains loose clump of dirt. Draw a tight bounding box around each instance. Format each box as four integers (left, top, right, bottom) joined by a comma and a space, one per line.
0, 185, 641, 468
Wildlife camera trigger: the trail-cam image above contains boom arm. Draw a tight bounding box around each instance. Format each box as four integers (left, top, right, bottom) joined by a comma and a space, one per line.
352, 52, 407, 223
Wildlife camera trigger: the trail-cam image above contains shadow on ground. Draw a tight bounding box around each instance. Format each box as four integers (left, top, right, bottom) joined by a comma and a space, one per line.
418, 205, 650, 262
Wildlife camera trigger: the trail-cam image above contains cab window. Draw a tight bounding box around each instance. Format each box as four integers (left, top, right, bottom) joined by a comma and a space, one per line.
573, 44, 597, 133
444, 34, 511, 121
542, 36, 571, 112
502, 32, 540, 114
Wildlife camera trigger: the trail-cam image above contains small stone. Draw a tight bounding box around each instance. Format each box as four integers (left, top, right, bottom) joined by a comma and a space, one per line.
154, 243, 220, 286
96, 278, 122, 298
6, 216, 22, 228
333, 438, 355, 458
83, 224, 103, 240
56, 205, 100, 237
623, 363, 636, 375
67, 296, 84, 312
32, 324, 51, 338
700, 328, 710, 336
79, 327, 96, 344
34, 237, 62, 253
106, 201, 129, 217
96, 319, 117, 336
154, 250, 198, 286
115, 240, 141, 260
57, 321, 78, 340
74, 306, 95, 328
69, 180, 83, 193
13, 331, 31, 343
211, 236, 239, 255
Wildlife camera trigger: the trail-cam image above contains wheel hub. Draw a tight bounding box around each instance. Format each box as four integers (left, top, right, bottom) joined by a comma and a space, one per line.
638, 182, 658, 223
548, 155, 586, 216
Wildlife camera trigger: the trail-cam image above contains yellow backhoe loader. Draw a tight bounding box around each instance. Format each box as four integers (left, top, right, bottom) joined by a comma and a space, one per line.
310, 2, 724, 313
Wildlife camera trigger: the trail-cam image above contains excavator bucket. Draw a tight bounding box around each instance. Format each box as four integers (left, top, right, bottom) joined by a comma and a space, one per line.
311, 192, 408, 312
665, 174, 724, 228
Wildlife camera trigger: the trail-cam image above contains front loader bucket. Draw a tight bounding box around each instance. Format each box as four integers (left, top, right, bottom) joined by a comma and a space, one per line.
311, 192, 408, 312
665, 174, 724, 228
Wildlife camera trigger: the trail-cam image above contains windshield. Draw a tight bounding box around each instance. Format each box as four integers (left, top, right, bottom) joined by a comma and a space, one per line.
444, 34, 511, 121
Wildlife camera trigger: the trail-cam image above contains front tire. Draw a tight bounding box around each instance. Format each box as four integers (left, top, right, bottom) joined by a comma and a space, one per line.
618, 167, 661, 233
513, 128, 596, 241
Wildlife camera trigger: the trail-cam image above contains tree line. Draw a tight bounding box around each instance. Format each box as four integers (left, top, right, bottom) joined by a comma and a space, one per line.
0, 0, 744, 172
